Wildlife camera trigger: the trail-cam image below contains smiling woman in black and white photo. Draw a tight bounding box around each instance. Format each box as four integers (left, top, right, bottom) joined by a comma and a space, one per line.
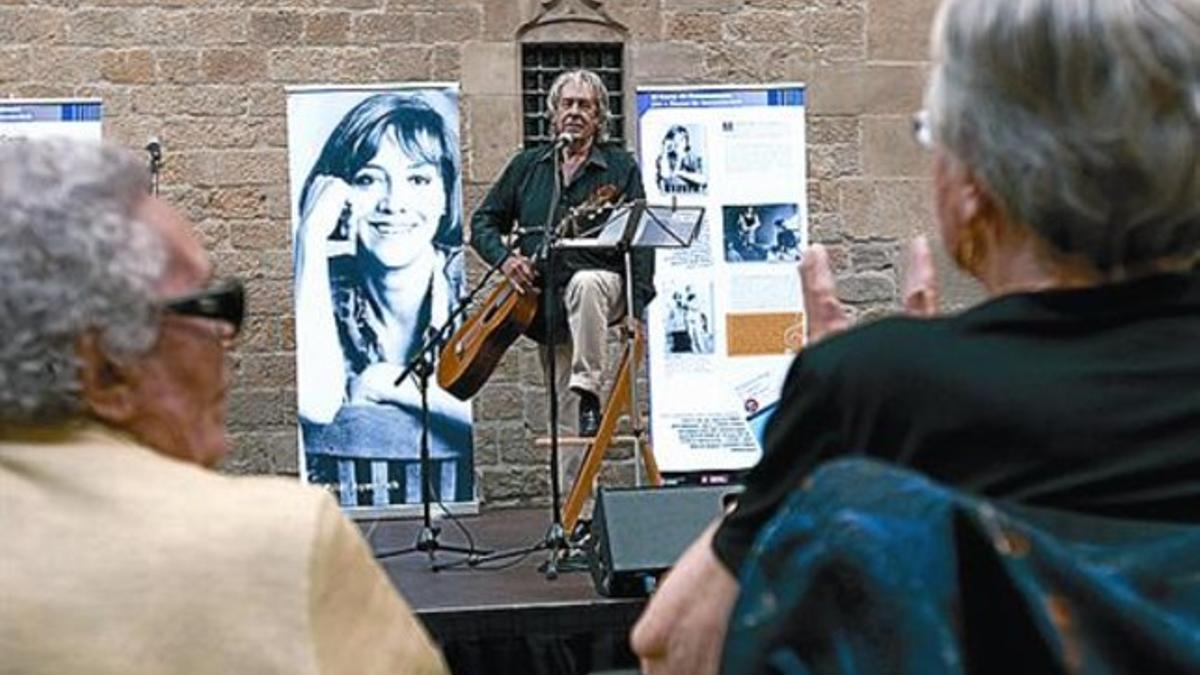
293, 92, 472, 507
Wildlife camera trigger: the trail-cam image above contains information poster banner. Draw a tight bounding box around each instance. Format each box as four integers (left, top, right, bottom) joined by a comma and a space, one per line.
287, 84, 475, 514
0, 99, 102, 142
637, 84, 808, 474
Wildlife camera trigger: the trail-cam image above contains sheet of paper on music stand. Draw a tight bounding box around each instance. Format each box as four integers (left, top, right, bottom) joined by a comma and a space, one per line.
557, 203, 635, 248
633, 204, 705, 249
595, 204, 634, 245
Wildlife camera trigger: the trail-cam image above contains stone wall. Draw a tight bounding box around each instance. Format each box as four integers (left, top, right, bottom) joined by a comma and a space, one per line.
0, 0, 979, 507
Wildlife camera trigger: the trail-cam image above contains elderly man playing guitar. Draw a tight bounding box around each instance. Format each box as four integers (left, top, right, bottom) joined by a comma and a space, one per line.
469, 69, 654, 437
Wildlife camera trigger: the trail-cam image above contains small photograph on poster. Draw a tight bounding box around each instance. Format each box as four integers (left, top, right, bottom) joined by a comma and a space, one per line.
288, 86, 474, 510
723, 203, 802, 263
663, 280, 716, 355
653, 123, 708, 196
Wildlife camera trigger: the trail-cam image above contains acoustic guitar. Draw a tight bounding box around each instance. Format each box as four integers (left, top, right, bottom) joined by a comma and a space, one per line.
437, 185, 619, 400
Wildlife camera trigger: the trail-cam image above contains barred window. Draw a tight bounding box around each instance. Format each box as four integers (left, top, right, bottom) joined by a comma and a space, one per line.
521, 43, 624, 149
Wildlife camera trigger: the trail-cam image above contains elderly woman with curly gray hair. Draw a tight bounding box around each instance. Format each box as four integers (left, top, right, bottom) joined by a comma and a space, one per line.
632, 0, 1200, 672
0, 139, 447, 674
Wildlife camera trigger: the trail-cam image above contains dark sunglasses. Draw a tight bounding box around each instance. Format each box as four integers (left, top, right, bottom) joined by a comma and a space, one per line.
162, 278, 245, 337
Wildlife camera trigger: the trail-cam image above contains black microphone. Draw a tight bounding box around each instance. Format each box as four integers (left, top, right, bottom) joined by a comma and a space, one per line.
553, 132, 576, 148
145, 136, 162, 162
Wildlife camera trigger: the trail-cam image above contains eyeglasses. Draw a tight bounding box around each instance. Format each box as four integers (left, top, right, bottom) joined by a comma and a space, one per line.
912, 109, 934, 151
162, 278, 245, 337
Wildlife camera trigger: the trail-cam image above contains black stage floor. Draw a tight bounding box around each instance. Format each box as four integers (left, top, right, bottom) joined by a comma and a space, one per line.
363, 509, 644, 675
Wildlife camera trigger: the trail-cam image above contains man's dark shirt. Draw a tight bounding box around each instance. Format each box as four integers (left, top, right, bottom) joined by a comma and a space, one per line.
713, 269, 1200, 573
470, 142, 653, 341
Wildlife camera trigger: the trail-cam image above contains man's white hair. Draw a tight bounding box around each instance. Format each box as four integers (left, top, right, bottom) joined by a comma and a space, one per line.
546, 69, 614, 143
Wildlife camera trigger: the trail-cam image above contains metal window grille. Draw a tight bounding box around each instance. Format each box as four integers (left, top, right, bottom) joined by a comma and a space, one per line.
521, 43, 624, 149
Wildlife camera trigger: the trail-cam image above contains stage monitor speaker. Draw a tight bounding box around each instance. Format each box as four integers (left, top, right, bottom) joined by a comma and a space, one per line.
587, 484, 743, 598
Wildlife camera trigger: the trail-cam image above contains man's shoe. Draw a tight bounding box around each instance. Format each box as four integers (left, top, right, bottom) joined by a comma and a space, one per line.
577, 390, 602, 437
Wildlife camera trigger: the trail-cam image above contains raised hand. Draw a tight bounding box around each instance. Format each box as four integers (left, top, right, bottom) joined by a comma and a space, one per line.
799, 244, 852, 344
902, 235, 939, 316
298, 174, 354, 247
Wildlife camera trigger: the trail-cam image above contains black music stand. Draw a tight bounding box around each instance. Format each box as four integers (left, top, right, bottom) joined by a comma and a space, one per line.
373, 253, 526, 569
433, 142, 577, 577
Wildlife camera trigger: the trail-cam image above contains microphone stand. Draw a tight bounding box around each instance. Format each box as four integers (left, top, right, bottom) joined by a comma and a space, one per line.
433, 136, 574, 578
374, 250, 518, 569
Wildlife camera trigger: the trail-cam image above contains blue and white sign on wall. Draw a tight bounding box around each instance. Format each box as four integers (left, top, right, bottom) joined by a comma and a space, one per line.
0, 100, 103, 142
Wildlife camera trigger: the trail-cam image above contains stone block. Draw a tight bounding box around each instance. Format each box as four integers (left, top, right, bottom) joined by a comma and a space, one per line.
303, 11, 350, 45
598, 461, 637, 490
629, 42, 706, 83
609, 7, 661, 41
349, 12, 418, 44
432, 44, 461, 80
230, 218, 290, 250
839, 178, 934, 241
9, 84, 73, 99
245, 278, 293, 318
218, 249, 293, 281
268, 47, 382, 83
480, 466, 549, 503
662, 10, 722, 42
662, 0, 742, 9
374, 46, 434, 81
482, 0, 528, 41
202, 48, 268, 83
224, 429, 300, 476
810, 9, 866, 62
245, 85, 287, 117
867, 0, 938, 61
806, 63, 865, 114
320, 0, 380, 9
462, 42, 516, 96
155, 49, 203, 84
237, 315, 278, 353
414, 8, 483, 44
0, 47, 28, 83
724, 10, 806, 44
808, 142, 861, 180
28, 47, 102, 86
807, 179, 839, 216
185, 149, 287, 186
133, 85, 248, 117
0, 7, 64, 43
279, 316, 296, 350
227, 388, 296, 431
850, 241, 898, 271
474, 383, 524, 422
100, 49, 155, 84
192, 218, 231, 251
150, 9, 248, 47
808, 116, 859, 149
863, 114, 930, 178
465, 95, 521, 184
860, 64, 928, 115
837, 270, 895, 303
748, 0, 864, 8
249, 10, 304, 46
233, 352, 297, 389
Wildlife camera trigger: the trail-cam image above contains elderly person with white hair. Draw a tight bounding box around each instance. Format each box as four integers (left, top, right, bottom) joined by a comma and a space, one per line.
0, 139, 447, 675
633, 0, 1200, 672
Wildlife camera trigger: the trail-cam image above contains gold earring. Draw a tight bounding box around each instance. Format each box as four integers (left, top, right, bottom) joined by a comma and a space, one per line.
952, 216, 989, 276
